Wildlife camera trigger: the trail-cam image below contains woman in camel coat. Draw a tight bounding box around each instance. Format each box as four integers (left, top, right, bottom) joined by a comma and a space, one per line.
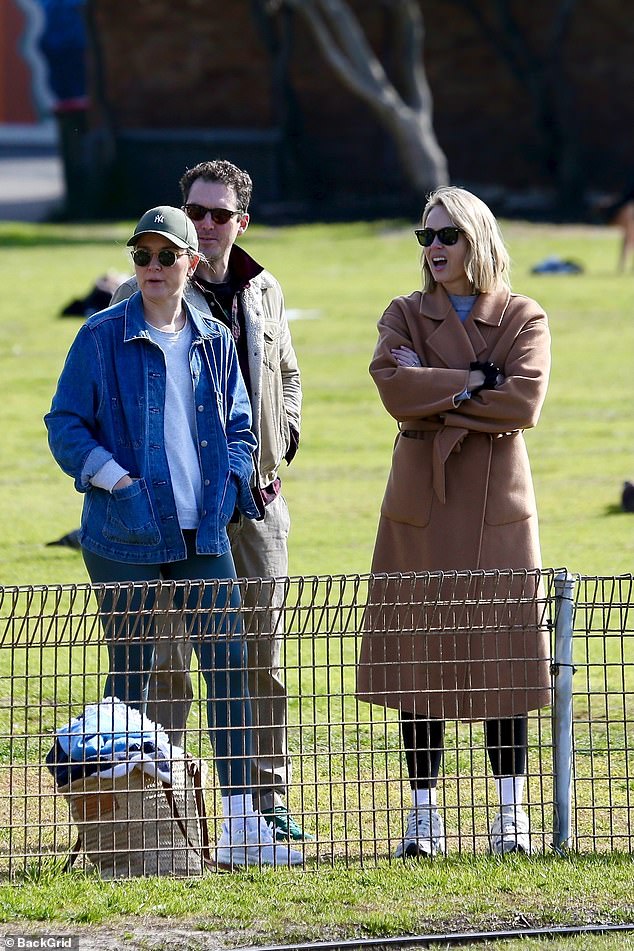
357, 186, 551, 860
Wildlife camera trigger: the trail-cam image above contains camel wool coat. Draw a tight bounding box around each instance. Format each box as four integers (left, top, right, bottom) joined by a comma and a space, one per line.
356, 286, 552, 720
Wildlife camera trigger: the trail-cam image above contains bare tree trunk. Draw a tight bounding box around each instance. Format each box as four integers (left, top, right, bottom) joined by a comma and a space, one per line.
373, 98, 449, 195
449, 0, 583, 214
264, 0, 449, 195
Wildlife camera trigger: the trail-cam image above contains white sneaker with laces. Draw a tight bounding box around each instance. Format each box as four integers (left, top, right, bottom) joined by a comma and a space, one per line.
395, 807, 446, 859
215, 814, 303, 868
489, 807, 531, 855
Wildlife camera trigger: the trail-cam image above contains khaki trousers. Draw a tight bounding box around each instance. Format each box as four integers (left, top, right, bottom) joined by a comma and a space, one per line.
145, 494, 291, 810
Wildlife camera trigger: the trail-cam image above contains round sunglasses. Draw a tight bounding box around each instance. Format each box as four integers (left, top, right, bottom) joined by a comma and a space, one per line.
414, 226, 463, 247
131, 248, 189, 268
183, 203, 242, 224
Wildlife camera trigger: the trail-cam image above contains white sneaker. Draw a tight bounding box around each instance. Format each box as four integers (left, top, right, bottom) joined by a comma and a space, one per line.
215, 814, 303, 869
395, 807, 446, 859
489, 807, 531, 855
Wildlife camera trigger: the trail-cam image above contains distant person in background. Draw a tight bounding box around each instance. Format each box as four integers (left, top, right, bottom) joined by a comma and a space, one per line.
621, 480, 634, 512
111, 160, 307, 843
609, 193, 634, 274
45, 205, 302, 868
357, 186, 551, 859
599, 178, 634, 272
37, 0, 88, 217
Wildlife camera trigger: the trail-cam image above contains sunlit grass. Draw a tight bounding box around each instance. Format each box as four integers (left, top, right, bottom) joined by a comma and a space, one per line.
0, 219, 633, 943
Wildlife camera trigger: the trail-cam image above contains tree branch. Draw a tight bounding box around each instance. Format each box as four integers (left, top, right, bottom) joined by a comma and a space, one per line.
287, 0, 392, 102
385, 0, 427, 109
265, 0, 449, 192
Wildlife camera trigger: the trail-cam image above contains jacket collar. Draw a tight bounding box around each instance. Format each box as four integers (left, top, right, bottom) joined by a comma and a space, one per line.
420, 286, 511, 324
122, 290, 225, 342
420, 286, 511, 364
188, 244, 264, 300
193, 244, 264, 294
227, 243, 264, 290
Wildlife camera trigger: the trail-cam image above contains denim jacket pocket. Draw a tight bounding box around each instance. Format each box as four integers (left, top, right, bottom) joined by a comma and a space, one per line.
103, 478, 161, 545
219, 474, 239, 524
110, 395, 145, 449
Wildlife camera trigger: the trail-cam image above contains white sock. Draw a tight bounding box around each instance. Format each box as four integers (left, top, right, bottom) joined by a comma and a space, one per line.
222, 793, 255, 833
412, 787, 437, 810
495, 776, 525, 811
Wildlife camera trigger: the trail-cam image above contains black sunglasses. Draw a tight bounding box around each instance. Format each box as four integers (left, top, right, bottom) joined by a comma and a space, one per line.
183, 203, 242, 224
131, 248, 188, 267
414, 226, 463, 247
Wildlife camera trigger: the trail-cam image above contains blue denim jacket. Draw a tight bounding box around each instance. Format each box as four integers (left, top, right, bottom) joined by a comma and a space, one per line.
45, 292, 262, 563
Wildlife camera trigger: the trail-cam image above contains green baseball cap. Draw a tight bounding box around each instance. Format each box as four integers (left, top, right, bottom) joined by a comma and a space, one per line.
127, 205, 198, 251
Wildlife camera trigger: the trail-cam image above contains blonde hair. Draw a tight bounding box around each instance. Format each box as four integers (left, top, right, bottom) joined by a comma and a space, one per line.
420, 186, 511, 294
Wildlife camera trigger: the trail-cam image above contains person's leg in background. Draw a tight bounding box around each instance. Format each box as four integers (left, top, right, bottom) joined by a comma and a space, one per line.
485, 716, 531, 854
143, 493, 293, 770
165, 532, 302, 867
397, 713, 446, 858
82, 550, 160, 710
229, 494, 310, 841
144, 596, 194, 743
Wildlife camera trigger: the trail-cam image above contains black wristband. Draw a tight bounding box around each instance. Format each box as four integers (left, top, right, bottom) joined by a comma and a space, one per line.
470, 360, 502, 394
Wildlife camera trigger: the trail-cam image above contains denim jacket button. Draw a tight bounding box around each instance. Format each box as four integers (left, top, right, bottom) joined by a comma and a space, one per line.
204, 479, 210, 486
200, 439, 208, 447
197, 405, 204, 412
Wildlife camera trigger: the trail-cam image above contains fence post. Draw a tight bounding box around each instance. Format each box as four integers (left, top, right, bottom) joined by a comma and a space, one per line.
552, 570, 577, 852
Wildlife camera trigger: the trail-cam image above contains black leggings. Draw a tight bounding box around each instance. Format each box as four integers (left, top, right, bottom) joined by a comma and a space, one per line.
401, 713, 528, 788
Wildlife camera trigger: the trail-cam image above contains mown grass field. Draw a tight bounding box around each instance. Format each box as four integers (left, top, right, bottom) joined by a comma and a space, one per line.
1, 217, 634, 582
0, 217, 633, 948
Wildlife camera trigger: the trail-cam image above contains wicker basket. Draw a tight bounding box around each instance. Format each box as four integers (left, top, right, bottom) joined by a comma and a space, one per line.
60, 756, 210, 878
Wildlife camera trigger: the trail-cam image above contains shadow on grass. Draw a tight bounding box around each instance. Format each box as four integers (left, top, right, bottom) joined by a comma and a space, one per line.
604, 503, 631, 516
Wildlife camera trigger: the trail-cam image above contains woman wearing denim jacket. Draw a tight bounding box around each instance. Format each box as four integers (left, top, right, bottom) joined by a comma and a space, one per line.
45, 206, 301, 869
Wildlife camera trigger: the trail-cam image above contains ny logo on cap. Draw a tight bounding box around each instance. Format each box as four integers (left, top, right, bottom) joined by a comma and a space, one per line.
154, 214, 164, 223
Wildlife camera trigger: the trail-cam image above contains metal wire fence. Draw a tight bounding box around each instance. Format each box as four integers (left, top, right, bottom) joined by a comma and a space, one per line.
566, 575, 634, 852
0, 569, 632, 879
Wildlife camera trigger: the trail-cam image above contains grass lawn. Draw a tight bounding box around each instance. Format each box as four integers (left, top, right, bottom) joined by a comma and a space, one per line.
1, 856, 633, 949
1, 216, 633, 583
0, 217, 633, 947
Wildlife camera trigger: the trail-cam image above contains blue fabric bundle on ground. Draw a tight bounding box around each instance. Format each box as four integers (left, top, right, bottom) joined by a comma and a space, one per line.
46, 698, 178, 787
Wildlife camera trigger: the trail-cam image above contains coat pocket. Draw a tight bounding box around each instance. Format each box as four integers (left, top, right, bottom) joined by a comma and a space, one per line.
260, 361, 287, 474
484, 434, 536, 526
263, 322, 281, 372
103, 479, 161, 545
380, 432, 434, 528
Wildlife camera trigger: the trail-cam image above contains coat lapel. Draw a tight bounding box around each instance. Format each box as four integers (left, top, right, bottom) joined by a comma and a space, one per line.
421, 288, 511, 364
421, 289, 477, 366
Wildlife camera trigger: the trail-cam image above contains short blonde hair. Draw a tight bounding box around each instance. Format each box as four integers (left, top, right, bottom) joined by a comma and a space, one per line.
420, 186, 510, 294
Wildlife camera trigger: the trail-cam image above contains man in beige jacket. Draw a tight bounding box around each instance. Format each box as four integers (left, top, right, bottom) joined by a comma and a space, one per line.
111, 159, 305, 841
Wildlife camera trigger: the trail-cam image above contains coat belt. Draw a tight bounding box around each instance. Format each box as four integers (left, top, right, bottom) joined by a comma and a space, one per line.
400, 425, 518, 504
400, 425, 470, 504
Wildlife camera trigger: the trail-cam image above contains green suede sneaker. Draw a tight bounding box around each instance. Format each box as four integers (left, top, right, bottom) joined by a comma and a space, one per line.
263, 804, 314, 842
